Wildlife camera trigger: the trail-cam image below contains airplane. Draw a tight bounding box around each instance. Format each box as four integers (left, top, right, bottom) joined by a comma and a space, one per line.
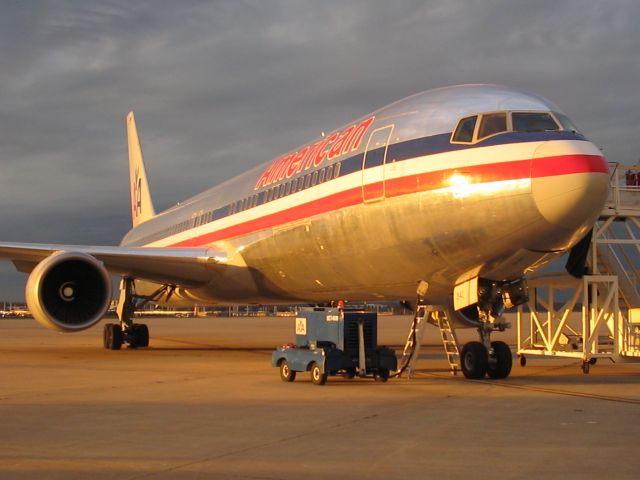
0, 84, 609, 380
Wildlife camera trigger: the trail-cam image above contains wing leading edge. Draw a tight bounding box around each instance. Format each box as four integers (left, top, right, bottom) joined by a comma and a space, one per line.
0, 241, 227, 287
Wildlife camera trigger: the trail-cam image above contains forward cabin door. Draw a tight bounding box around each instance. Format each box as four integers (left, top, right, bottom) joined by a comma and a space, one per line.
361, 125, 393, 202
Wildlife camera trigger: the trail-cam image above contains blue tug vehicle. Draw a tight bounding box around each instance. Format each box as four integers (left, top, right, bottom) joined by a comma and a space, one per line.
272, 307, 397, 385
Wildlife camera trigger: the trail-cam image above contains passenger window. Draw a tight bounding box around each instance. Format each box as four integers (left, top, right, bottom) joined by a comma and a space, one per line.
333, 162, 341, 179
478, 113, 507, 140
312, 171, 319, 186
452, 116, 477, 143
318, 168, 326, 184
325, 164, 334, 180
512, 112, 559, 132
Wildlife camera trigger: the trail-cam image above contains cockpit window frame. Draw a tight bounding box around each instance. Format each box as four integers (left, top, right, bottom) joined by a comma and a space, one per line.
450, 110, 569, 145
477, 111, 508, 141
451, 115, 479, 144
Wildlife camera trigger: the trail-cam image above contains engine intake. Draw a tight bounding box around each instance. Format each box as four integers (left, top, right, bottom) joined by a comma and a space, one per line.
25, 251, 112, 332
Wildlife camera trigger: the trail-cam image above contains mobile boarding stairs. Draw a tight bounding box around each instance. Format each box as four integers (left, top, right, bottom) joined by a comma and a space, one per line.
516, 163, 640, 372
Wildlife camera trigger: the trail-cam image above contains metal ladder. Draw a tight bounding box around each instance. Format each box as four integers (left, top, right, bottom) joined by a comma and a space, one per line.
397, 305, 461, 378
436, 313, 460, 375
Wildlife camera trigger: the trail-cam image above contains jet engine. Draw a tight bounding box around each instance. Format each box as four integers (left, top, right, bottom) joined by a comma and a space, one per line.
25, 251, 112, 332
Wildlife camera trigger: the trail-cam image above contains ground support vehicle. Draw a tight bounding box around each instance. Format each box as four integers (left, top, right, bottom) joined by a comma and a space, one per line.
272, 307, 397, 385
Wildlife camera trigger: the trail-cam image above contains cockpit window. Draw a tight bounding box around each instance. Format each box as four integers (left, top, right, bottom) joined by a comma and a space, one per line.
553, 112, 580, 134
452, 116, 477, 143
478, 112, 507, 140
512, 112, 559, 132
451, 110, 580, 144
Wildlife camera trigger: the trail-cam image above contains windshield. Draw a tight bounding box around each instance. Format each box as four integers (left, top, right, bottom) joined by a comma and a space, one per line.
512, 112, 559, 132
451, 110, 580, 144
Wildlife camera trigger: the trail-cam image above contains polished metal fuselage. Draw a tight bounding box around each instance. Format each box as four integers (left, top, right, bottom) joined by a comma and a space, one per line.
121, 85, 609, 312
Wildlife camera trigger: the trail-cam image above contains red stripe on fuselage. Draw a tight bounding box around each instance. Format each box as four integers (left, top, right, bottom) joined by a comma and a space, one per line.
169, 153, 606, 247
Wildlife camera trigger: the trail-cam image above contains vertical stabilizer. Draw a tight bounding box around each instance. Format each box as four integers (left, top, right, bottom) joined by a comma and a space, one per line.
126, 112, 156, 227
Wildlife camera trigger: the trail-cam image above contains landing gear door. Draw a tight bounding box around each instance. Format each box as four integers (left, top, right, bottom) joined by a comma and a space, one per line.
454, 276, 479, 311
362, 125, 393, 202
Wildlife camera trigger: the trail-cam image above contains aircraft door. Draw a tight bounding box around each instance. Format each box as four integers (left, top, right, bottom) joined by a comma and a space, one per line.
361, 125, 393, 202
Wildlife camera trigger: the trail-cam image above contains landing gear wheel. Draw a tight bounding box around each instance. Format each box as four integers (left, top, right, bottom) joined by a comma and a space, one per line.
279, 360, 296, 382
460, 341, 488, 379
487, 341, 512, 379
103, 323, 123, 350
310, 362, 327, 385
376, 369, 390, 382
129, 324, 149, 348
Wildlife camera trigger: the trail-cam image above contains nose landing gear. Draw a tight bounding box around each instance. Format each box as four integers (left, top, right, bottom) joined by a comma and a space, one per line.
458, 278, 525, 380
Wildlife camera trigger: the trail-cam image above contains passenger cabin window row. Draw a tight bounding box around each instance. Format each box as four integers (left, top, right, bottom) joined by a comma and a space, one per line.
264, 162, 341, 204
136, 161, 342, 245
451, 111, 579, 144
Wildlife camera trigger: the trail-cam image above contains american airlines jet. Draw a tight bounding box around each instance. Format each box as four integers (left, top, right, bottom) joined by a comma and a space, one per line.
0, 84, 609, 379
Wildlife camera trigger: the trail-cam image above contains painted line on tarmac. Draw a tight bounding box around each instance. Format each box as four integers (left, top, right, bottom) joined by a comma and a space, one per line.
413, 371, 640, 405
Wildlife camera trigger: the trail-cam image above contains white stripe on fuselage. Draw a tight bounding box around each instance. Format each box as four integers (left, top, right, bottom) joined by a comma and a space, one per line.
146, 139, 589, 248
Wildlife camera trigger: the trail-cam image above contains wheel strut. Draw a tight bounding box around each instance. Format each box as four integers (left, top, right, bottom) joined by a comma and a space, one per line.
104, 277, 171, 350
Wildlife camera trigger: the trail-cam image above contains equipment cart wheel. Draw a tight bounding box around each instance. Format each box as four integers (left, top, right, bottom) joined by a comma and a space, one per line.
460, 341, 488, 379
519, 355, 527, 367
310, 362, 327, 385
279, 360, 296, 382
487, 341, 512, 379
581, 361, 590, 374
376, 369, 390, 382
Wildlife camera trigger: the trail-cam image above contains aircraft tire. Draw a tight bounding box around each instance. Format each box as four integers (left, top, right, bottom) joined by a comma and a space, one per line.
487, 341, 512, 379
279, 360, 296, 382
460, 341, 488, 379
103, 323, 123, 350
131, 324, 150, 348
310, 362, 327, 385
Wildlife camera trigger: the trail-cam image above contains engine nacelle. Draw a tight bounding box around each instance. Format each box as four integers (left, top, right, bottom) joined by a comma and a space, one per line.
25, 251, 112, 332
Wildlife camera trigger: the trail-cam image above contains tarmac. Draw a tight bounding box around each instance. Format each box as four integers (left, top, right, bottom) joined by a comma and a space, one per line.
1, 314, 639, 479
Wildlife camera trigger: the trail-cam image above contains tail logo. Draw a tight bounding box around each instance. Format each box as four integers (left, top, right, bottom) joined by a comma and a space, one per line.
133, 167, 142, 217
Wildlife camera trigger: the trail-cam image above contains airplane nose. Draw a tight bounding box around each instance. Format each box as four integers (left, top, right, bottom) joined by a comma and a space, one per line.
531, 141, 609, 232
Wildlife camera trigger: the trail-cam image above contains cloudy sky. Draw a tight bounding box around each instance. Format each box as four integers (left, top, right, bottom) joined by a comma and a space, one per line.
1, 0, 639, 300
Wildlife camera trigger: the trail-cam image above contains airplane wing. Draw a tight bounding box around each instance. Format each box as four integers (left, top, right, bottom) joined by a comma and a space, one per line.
0, 241, 226, 287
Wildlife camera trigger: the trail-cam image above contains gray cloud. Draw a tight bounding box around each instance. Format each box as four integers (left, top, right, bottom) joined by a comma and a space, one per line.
1, 0, 639, 299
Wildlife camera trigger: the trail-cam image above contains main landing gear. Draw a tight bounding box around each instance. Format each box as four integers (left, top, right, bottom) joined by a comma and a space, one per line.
103, 277, 173, 350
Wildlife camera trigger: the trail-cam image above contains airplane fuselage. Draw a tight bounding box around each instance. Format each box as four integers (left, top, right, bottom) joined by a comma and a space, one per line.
120, 85, 609, 307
